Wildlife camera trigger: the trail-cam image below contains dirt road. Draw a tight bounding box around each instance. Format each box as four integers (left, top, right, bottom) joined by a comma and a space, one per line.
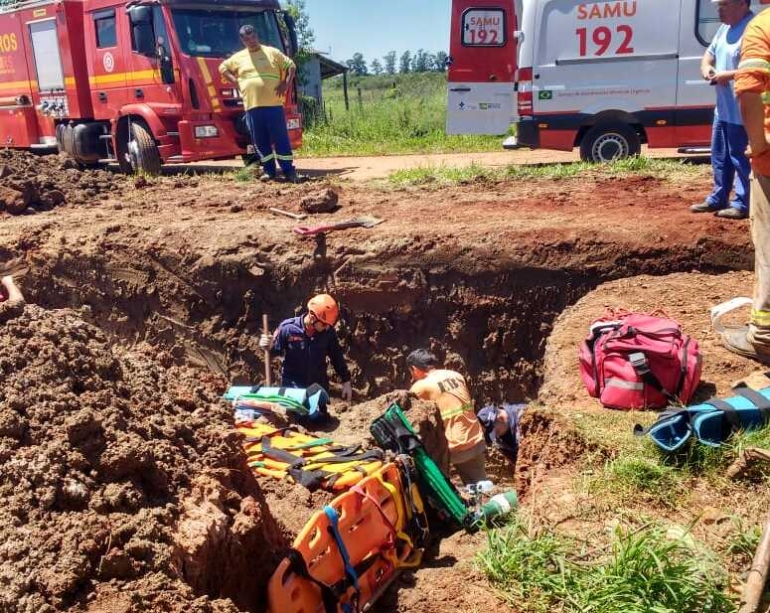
182, 146, 700, 181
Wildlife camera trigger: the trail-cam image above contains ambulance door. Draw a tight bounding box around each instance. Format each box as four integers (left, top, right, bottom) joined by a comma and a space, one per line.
534, 0, 681, 146
85, 6, 128, 118
446, 0, 517, 135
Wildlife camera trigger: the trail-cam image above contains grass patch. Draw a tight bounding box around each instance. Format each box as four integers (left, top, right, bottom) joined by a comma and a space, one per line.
301, 73, 502, 157
479, 519, 733, 613
383, 157, 701, 187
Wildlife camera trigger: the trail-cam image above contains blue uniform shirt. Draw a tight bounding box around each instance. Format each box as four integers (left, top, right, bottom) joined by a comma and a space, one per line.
708, 13, 754, 125
270, 314, 350, 391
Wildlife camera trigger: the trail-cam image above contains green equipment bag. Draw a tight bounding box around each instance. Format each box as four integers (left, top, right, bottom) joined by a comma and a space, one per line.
370, 403, 470, 529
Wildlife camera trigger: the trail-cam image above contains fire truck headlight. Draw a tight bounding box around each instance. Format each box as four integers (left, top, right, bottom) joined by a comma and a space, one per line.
286, 118, 301, 131
194, 125, 219, 138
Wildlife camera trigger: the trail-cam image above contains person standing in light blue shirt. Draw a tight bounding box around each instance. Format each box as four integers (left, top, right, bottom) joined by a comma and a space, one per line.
691, 0, 754, 220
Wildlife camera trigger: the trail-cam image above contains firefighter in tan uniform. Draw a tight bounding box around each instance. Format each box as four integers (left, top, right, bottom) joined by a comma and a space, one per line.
729, 7, 770, 362
407, 349, 487, 485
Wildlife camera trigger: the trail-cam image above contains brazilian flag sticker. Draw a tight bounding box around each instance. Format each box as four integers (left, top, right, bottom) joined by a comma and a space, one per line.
538, 91, 553, 101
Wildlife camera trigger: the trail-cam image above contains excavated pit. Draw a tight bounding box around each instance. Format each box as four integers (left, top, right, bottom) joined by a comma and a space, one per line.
0, 154, 759, 612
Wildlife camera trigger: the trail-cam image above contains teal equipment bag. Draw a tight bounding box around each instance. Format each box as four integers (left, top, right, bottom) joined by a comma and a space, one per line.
636, 386, 770, 451
370, 403, 470, 529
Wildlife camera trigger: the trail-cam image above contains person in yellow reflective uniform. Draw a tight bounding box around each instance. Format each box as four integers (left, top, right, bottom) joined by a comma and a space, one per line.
730, 7, 770, 361
407, 349, 487, 485
219, 25, 301, 183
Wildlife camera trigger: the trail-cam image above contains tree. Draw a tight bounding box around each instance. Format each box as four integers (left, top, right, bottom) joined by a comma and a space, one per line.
434, 51, 449, 72
399, 50, 411, 74
383, 51, 397, 75
284, 0, 315, 83
284, 0, 315, 51
346, 52, 368, 76
370, 59, 383, 75
412, 49, 431, 73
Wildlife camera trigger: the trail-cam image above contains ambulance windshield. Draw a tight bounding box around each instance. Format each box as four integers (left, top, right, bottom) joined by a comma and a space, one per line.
171, 9, 284, 57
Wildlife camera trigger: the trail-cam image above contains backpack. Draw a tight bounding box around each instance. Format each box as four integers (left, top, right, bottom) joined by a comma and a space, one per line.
578, 310, 702, 410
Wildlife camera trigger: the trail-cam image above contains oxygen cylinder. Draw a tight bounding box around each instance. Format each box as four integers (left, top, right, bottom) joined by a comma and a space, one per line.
477, 491, 519, 523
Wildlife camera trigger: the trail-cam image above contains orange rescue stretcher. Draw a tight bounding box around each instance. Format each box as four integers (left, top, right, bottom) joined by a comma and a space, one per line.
267, 460, 429, 613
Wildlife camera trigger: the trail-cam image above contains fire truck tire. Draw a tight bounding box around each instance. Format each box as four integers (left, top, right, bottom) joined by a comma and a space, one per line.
579, 123, 641, 163
126, 122, 162, 176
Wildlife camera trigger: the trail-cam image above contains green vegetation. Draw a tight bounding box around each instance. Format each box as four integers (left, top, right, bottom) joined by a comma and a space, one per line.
384, 156, 703, 187
479, 518, 733, 613
300, 73, 502, 157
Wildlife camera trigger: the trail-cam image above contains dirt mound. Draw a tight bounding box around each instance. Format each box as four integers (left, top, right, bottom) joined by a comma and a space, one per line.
538, 271, 760, 410
0, 304, 284, 612
0, 150, 122, 215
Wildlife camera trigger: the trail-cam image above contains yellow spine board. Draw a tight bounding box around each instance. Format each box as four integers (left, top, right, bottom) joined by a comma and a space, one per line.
238, 423, 383, 491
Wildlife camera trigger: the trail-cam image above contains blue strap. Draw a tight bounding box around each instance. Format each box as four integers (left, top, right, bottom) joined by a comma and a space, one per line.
323, 506, 360, 592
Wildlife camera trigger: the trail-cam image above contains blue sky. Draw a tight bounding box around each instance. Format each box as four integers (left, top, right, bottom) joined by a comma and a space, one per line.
303, 0, 451, 66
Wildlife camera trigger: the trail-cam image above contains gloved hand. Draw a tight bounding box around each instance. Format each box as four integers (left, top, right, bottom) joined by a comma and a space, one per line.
341, 381, 353, 402
258, 333, 271, 350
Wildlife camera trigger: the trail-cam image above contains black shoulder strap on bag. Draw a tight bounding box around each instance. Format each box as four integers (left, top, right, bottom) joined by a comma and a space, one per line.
704, 398, 742, 433
628, 352, 678, 403
734, 387, 770, 424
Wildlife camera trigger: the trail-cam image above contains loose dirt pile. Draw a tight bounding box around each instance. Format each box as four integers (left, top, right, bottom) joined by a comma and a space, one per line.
0, 150, 123, 215
0, 303, 285, 613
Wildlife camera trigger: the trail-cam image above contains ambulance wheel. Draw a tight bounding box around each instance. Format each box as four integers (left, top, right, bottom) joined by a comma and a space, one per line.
124, 122, 162, 176
580, 123, 641, 163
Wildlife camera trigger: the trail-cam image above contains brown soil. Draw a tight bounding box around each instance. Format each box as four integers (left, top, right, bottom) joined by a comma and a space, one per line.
0, 150, 125, 215
0, 151, 763, 612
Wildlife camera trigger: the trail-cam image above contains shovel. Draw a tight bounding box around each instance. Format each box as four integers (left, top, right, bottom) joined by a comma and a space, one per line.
293, 216, 384, 237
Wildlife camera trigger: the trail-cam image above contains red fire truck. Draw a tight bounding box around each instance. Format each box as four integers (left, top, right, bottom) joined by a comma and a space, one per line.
0, 0, 301, 174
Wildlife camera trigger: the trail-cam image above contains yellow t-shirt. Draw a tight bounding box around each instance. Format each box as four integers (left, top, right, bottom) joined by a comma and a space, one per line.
218, 45, 294, 110
409, 369, 484, 454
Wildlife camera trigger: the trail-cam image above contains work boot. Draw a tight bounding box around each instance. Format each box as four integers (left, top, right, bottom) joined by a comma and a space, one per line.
259, 172, 276, 183
718, 327, 770, 365
715, 207, 748, 220
284, 172, 307, 184
690, 201, 724, 213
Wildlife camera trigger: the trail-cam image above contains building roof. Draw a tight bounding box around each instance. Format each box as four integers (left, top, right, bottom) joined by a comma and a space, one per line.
317, 54, 348, 79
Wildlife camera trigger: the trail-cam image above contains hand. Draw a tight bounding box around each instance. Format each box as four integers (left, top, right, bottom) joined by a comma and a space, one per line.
702, 66, 716, 82
341, 381, 352, 402
713, 71, 733, 86
274, 81, 288, 97
258, 333, 271, 350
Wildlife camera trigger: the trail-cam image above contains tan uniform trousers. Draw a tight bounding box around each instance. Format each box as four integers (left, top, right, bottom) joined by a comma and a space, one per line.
749, 173, 770, 349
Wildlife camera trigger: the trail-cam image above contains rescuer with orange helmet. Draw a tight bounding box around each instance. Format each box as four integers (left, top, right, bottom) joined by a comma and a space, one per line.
259, 294, 352, 401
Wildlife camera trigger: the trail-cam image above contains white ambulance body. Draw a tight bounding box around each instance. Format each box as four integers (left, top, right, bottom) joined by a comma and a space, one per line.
447, 0, 761, 162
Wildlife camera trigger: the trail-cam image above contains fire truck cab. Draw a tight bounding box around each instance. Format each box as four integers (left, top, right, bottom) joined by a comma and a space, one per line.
0, 0, 301, 174
448, 0, 766, 162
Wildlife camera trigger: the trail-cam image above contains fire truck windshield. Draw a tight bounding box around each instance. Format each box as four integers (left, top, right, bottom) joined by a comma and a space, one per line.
171, 9, 284, 58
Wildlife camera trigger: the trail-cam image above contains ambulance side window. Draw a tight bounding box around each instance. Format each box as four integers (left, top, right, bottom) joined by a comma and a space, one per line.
696, 0, 720, 46
94, 9, 117, 48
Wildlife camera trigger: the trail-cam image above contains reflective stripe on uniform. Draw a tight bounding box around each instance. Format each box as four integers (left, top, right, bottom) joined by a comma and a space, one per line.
276, 153, 294, 161
751, 309, 770, 325
260, 152, 276, 163
440, 403, 473, 420
739, 58, 770, 73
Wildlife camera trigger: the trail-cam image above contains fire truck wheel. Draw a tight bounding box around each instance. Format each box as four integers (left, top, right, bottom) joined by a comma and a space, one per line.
125, 122, 162, 176
579, 123, 641, 164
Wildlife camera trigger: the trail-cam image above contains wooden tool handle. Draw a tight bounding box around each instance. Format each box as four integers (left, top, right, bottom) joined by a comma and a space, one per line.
739, 511, 770, 613
262, 313, 272, 387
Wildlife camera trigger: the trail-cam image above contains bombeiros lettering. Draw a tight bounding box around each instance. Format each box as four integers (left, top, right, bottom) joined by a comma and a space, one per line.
0, 33, 18, 53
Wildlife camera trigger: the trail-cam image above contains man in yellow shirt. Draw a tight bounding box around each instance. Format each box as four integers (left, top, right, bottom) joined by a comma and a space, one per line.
219, 25, 300, 182
407, 349, 487, 485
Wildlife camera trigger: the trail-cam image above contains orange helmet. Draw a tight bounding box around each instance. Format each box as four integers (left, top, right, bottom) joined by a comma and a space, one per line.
307, 294, 339, 325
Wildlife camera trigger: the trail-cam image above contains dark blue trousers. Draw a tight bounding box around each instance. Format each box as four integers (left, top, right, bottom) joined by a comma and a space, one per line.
246, 106, 296, 177
707, 119, 751, 214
